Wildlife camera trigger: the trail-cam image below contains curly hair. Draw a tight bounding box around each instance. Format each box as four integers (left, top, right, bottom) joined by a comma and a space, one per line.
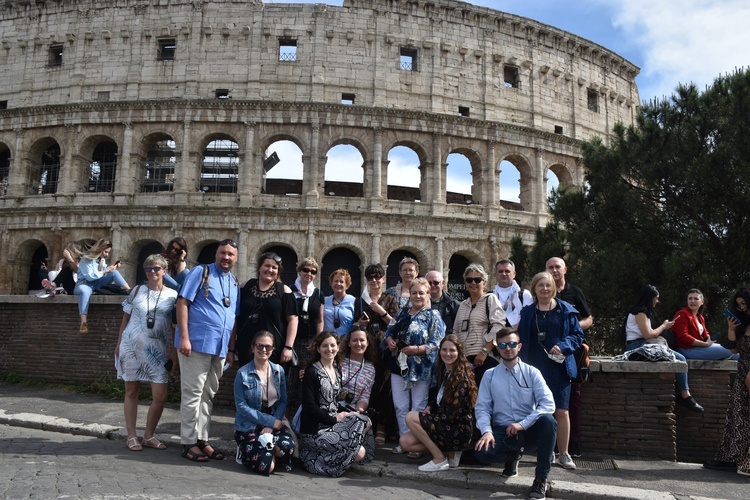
306, 331, 341, 368
435, 334, 477, 408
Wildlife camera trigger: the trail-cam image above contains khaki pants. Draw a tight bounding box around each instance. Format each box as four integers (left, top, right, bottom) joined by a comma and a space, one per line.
178, 351, 225, 445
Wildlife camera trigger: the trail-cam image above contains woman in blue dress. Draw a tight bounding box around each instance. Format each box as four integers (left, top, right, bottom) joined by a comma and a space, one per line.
517, 271, 584, 471
323, 268, 355, 337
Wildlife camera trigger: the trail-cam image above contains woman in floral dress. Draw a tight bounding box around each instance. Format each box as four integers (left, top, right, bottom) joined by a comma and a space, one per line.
115, 254, 177, 452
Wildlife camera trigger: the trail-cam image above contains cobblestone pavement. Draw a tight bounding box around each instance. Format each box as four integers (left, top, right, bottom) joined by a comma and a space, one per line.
0, 425, 499, 500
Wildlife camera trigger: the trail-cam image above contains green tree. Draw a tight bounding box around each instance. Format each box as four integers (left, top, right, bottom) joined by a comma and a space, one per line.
539, 69, 750, 353
508, 235, 530, 285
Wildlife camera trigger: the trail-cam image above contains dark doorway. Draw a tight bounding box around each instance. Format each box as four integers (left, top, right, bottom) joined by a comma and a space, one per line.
135, 241, 165, 285
447, 253, 471, 301
321, 248, 362, 297
385, 249, 420, 289
28, 244, 49, 291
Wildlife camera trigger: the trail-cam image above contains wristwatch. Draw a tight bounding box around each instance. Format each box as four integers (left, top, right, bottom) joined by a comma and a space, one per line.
481, 347, 489, 354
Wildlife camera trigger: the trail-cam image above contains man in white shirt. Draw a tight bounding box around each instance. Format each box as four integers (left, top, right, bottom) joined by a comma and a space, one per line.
494, 259, 532, 328
475, 328, 557, 500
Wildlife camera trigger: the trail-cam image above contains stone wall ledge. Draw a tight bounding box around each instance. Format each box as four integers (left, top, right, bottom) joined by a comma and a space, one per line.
590, 356, 735, 374
0, 294, 125, 305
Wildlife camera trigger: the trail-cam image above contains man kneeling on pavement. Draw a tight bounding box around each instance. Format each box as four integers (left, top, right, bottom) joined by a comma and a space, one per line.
474, 327, 557, 500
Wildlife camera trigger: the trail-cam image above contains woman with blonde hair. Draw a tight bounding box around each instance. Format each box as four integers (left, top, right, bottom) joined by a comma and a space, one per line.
75, 238, 131, 333
386, 257, 420, 308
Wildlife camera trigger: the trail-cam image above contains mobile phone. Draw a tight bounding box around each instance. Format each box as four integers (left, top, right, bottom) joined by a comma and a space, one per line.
723, 309, 741, 323
359, 312, 369, 322
115, 260, 121, 266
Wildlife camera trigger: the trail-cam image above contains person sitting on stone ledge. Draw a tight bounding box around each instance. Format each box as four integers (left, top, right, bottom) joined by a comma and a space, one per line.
162, 237, 190, 291
672, 288, 738, 360
41, 240, 84, 296
623, 284, 704, 413
74, 238, 131, 333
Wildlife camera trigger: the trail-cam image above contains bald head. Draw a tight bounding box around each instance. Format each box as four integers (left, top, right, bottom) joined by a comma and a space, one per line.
545, 257, 566, 289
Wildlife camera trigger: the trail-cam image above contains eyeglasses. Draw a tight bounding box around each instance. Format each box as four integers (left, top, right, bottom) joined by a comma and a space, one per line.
366, 273, 383, 281
144, 266, 163, 273
301, 267, 317, 275
498, 341, 519, 350
255, 344, 274, 352
219, 239, 238, 248
465, 277, 484, 284
428, 280, 442, 287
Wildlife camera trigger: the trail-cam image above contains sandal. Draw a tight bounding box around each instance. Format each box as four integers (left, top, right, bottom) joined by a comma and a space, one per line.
126, 437, 142, 451
182, 444, 209, 462
197, 440, 224, 460
375, 430, 386, 446
142, 436, 166, 450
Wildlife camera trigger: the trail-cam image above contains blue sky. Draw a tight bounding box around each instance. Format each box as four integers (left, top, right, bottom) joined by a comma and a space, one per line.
264, 0, 750, 199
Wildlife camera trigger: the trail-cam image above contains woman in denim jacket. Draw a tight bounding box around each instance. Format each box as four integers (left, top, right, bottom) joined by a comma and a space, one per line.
233, 330, 295, 475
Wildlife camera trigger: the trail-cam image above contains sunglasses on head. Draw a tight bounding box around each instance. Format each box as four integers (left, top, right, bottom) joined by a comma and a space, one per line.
262, 252, 282, 263
219, 239, 238, 248
498, 341, 520, 349
301, 267, 317, 275
144, 266, 163, 273
465, 277, 484, 284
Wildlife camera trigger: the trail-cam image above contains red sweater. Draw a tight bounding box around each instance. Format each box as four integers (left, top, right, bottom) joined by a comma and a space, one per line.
671, 306, 709, 349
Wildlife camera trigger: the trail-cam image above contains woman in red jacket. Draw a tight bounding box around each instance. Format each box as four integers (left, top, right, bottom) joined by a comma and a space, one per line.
672, 289, 738, 360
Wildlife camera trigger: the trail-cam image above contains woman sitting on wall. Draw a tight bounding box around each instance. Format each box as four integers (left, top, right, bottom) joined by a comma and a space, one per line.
672, 288, 738, 360
74, 238, 131, 333
42, 240, 85, 295
162, 237, 190, 291
234, 330, 295, 475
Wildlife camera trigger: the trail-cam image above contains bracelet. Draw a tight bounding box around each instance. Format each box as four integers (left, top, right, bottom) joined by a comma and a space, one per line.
283, 346, 293, 350
481, 347, 489, 354
381, 312, 388, 318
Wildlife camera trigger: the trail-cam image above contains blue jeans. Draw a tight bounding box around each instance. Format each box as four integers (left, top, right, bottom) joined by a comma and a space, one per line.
627, 338, 689, 390
679, 344, 738, 360
475, 414, 557, 481
74, 271, 127, 315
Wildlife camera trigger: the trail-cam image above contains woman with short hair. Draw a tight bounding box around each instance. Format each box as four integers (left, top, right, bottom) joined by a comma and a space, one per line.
386, 257, 420, 308
323, 268, 355, 337
115, 254, 177, 452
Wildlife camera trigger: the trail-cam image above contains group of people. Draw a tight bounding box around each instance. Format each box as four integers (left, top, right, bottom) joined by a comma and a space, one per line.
107, 238, 749, 499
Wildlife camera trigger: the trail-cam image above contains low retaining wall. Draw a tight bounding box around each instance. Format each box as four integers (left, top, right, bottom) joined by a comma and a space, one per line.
0, 296, 736, 462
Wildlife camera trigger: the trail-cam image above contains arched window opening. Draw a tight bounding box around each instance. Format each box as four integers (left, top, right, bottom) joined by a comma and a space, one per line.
324, 144, 364, 197
499, 159, 523, 211
0, 144, 10, 196
385, 249, 420, 289
321, 247, 362, 296
201, 139, 239, 193
88, 141, 118, 193
31, 144, 60, 195
262, 245, 299, 288
546, 169, 560, 208
28, 244, 49, 292
197, 242, 219, 265
142, 139, 176, 193
263, 140, 303, 196
447, 253, 471, 301
386, 146, 421, 201
446, 153, 473, 204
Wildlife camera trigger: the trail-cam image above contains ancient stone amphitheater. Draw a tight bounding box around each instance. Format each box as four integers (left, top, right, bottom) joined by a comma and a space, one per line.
0, 0, 639, 294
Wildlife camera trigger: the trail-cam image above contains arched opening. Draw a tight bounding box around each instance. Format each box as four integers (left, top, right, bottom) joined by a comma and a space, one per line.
446, 152, 473, 204
30, 142, 61, 195
196, 242, 219, 266
142, 137, 176, 193
546, 168, 560, 208
385, 249, 420, 289
386, 145, 421, 201
321, 247, 362, 296
324, 144, 364, 197
88, 141, 118, 193
28, 244, 49, 292
0, 143, 10, 196
500, 157, 529, 211
263, 140, 303, 196
200, 138, 239, 193
135, 241, 165, 285
262, 245, 299, 288
447, 253, 471, 301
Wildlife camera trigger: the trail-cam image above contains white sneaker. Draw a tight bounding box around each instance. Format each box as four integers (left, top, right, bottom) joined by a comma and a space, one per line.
448, 451, 462, 468
559, 452, 576, 470
235, 445, 242, 464
418, 459, 449, 472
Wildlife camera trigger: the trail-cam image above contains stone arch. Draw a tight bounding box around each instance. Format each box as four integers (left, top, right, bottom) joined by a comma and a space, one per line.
322, 136, 368, 197
320, 246, 364, 296
11, 238, 47, 294
198, 133, 241, 194
195, 239, 221, 265
0, 141, 10, 196
446, 146, 482, 204
77, 135, 119, 193
139, 132, 177, 193
499, 152, 534, 211
385, 141, 426, 201
132, 239, 165, 285
546, 162, 574, 192
26, 137, 62, 195
383, 245, 431, 289
261, 134, 305, 195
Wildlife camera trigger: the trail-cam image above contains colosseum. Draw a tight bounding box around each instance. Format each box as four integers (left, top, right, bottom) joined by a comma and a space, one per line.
0, 0, 639, 295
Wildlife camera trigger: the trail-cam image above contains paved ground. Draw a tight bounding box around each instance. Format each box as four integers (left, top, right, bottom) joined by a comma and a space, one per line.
0, 382, 747, 499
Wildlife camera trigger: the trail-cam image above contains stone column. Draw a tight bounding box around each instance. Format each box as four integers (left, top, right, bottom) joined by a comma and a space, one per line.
431, 132, 446, 216
7, 129, 26, 197
114, 122, 134, 198
57, 125, 80, 196
370, 233, 381, 264
484, 139, 499, 220
535, 148, 546, 214
305, 123, 320, 208
237, 228, 250, 279
240, 121, 256, 206
435, 236, 444, 276
306, 229, 316, 259
370, 128, 383, 210
175, 120, 192, 193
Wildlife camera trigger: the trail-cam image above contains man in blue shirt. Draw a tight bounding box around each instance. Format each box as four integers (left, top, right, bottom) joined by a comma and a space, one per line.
475, 328, 557, 500
176, 239, 240, 462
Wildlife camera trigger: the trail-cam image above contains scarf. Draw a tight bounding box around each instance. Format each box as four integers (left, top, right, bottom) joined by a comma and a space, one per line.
494, 281, 521, 312
294, 277, 316, 312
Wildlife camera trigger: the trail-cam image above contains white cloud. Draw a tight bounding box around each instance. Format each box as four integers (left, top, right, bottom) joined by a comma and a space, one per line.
387, 147, 420, 187
324, 144, 364, 182
265, 140, 303, 179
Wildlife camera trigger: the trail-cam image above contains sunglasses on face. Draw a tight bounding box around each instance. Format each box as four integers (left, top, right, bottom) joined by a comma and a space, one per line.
219, 239, 238, 248
498, 341, 520, 350
465, 277, 484, 284
144, 267, 163, 273
255, 344, 274, 352
366, 274, 383, 281
428, 280, 442, 286
301, 267, 317, 275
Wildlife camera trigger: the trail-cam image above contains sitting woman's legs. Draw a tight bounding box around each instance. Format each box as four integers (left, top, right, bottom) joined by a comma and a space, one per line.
402, 410, 444, 463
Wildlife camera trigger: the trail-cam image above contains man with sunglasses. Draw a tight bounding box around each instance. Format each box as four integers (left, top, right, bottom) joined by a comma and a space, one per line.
175, 239, 240, 463
475, 328, 556, 500
425, 270, 460, 335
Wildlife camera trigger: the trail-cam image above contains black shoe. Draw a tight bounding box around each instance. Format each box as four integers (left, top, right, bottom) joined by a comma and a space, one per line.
676, 395, 704, 413
528, 478, 549, 499
569, 441, 581, 458
502, 457, 520, 477
703, 459, 737, 472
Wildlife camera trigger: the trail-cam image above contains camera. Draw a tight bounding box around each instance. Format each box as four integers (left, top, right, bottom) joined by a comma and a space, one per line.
146, 316, 155, 329
250, 313, 259, 323
334, 318, 341, 329
223, 296, 231, 308
300, 312, 309, 323
372, 323, 380, 333
537, 331, 547, 342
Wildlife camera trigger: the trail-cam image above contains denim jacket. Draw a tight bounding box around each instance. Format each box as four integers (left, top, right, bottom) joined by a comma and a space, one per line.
234, 359, 287, 432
